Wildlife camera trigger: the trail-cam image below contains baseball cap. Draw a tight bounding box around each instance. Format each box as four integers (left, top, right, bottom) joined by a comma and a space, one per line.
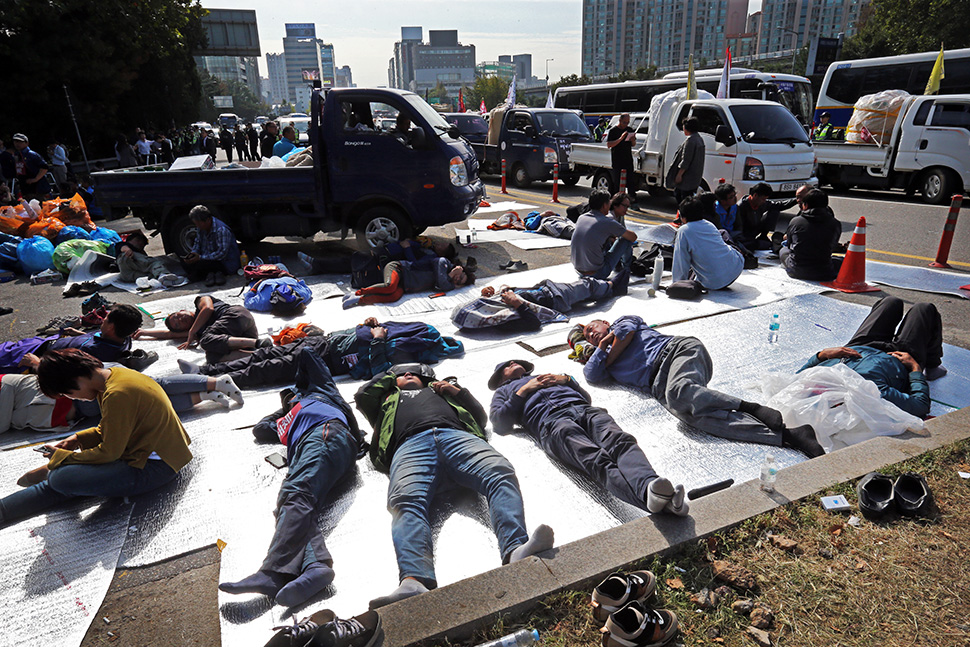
488, 359, 534, 390
12, 133, 28, 142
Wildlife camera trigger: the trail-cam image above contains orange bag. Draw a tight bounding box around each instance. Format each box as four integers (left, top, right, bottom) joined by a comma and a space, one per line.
272, 322, 317, 346
46, 193, 95, 231
24, 216, 65, 239
0, 206, 27, 236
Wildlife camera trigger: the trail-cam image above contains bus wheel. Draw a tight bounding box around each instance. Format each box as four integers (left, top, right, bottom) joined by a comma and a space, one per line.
921, 168, 954, 205
593, 169, 614, 194
512, 163, 531, 188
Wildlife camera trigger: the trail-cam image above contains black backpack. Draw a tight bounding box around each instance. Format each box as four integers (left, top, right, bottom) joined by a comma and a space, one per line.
350, 252, 383, 289
630, 243, 673, 277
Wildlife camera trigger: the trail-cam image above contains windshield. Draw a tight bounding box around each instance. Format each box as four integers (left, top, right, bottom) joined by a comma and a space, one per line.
535, 111, 591, 137
730, 104, 810, 144
404, 94, 455, 136
447, 115, 488, 134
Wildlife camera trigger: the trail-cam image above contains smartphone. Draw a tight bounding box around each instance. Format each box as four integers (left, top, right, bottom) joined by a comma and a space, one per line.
32, 445, 50, 453
264, 452, 287, 469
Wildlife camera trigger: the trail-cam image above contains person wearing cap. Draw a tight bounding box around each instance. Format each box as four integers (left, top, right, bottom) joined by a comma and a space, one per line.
11, 134, 52, 200
813, 112, 834, 141
355, 363, 554, 609
489, 359, 689, 515
219, 347, 366, 608
574, 316, 827, 458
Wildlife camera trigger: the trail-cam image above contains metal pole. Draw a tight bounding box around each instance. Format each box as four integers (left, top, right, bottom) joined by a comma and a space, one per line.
64, 85, 90, 172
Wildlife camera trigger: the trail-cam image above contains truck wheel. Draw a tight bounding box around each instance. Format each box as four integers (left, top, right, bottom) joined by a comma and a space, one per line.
162, 211, 199, 256
561, 174, 580, 187
593, 170, 614, 194
921, 168, 954, 205
355, 207, 412, 251
511, 163, 531, 188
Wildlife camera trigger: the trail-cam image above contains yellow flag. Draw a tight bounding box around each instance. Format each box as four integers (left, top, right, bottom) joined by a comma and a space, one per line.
925, 45, 945, 95
687, 54, 697, 100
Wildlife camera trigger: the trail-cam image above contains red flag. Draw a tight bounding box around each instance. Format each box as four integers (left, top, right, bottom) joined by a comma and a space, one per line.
458, 89, 465, 112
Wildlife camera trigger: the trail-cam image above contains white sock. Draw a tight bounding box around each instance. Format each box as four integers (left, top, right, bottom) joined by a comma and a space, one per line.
369, 577, 428, 609
665, 484, 690, 517
647, 477, 675, 514
200, 391, 231, 407
214, 375, 244, 405
178, 358, 200, 374
509, 524, 555, 562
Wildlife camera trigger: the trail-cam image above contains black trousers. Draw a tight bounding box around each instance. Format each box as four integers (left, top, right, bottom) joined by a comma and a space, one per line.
180, 258, 227, 282
198, 305, 259, 363
847, 297, 943, 370
201, 336, 332, 387
538, 405, 657, 510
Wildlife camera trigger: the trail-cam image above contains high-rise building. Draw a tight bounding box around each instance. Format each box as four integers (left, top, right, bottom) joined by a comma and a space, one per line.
512, 54, 533, 80
196, 55, 262, 94
755, 0, 869, 57
320, 42, 336, 88
336, 65, 354, 88
389, 26, 424, 89
267, 52, 288, 105
478, 61, 516, 81
283, 23, 326, 108
388, 28, 475, 96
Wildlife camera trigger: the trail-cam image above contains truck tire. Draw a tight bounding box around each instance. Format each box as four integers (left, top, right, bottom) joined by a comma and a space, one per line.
355, 206, 412, 251
561, 174, 580, 187
921, 168, 954, 205
511, 163, 531, 188
592, 169, 614, 194
162, 211, 199, 256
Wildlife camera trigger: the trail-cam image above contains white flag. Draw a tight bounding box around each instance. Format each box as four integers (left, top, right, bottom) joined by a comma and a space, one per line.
716, 48, 732, 100
505, 75, 517, 108
545, 90, 553, 108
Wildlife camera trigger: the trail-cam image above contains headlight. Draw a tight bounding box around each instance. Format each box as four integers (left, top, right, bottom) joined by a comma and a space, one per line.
449, 156, 468, 186
544, 146, 557, 164
743, 156, 764, 181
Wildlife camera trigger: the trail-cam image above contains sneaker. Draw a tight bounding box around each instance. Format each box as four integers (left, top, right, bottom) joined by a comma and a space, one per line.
856, 472, 895, 520
159, 273, 185, 288
602, 600, 678, 647
308, 610, 383, 647
79, 307, 108, 329
36, 315, 82, 334
82, 293, 112, 315
894, 472, 934, 518
507, 260, 528, 272
592, 571, 657, 623
265, 609, 335, 647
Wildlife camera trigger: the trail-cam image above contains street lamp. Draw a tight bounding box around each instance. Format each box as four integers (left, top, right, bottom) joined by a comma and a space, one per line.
545, 58, 554, 86
781, 28, 800, 74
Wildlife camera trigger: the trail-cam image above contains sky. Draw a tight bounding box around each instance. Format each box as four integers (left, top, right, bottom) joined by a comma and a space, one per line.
200, 0, 585, 87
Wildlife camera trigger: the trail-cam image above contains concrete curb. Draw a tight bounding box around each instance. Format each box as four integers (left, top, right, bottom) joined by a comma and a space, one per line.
378, 406, 970, 646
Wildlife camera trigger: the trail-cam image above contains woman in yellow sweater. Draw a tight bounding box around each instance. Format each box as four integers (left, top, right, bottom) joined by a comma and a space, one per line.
0, 349, 192, 526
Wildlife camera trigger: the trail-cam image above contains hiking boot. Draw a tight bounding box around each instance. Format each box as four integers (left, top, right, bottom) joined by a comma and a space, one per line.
265, 610, 336, 647
856, 472, 895, 520
894, 472, 934, 518
308, 610, 383, 647
82, 292, 112, 314
602, 600, 678, 647
591, 571, 657, 624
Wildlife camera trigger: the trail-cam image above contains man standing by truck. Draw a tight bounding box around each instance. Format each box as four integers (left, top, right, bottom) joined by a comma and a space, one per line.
666, 117, 705, 204
606, 113, 636, 200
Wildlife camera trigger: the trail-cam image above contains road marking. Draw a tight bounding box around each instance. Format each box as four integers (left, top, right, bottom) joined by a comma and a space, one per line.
868, 248, 970, 268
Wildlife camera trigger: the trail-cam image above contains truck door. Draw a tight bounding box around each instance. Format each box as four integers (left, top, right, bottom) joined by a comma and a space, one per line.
504, 111, 541, 180
688, 105, 734, 190
894, 99, 933, 170
329, 96, 441, 215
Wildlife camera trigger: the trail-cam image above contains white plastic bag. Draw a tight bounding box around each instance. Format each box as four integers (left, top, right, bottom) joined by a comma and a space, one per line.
761, 363, 925, 453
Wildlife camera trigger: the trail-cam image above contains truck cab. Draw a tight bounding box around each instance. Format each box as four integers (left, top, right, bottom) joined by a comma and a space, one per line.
476, 107, 593, 187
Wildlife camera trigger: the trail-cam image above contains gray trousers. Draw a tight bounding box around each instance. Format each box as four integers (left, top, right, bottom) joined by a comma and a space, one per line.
118, 251, 168, 282
651, 336, 781, 446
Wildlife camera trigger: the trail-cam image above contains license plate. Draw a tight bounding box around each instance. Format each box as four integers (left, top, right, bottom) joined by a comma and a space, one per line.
780, 182, 801, 192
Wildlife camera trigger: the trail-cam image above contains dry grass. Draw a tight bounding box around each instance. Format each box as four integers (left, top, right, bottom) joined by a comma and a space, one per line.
428, 440, 970, 647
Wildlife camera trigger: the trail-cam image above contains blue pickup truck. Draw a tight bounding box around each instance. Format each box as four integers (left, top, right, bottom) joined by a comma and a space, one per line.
473, 106, 593, 188
95, 88, 484, 251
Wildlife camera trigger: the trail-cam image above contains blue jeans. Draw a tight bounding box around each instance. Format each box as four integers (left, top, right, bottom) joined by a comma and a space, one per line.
591, 237, 634, 280
387, 428, 528, 588
261, 420, 358, 576
0, 459, 177, 525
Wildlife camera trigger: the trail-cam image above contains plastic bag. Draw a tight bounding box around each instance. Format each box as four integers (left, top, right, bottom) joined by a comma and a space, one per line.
55, 225, 93, 244
89, 226, 122, 253
846, 90, 910, 145
52, 239, 108, 274
0, 207, 27, 236
24, 215, 65, 239
16, 236, 56, 274
761, 363, 925, 452
46, 193, 96, 230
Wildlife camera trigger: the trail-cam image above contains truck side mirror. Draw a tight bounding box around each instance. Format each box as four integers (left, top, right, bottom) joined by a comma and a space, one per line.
410, 127, 427, 148
715, 125, 736, 147
524, 125, 537, 139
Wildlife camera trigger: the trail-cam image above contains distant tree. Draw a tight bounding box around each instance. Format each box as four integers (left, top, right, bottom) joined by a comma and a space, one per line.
428, 82, 450, 101
466, 76, 511, 111
842, 0, 970, 60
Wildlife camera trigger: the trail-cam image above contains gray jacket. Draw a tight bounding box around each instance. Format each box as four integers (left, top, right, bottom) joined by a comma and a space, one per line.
666, 132, 705, 191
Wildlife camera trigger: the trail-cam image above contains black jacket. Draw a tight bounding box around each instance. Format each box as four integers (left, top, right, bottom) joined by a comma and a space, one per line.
784, 206, 841, 279
736, 195, 797, 241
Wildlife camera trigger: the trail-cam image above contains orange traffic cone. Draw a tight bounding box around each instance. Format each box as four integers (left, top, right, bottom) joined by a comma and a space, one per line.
821, 216, 881, 293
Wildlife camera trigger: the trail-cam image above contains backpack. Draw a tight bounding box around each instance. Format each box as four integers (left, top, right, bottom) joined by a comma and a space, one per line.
244, 276, 313, 314
630, 243, 673, 277
350, 251, 383, 289
566, 201, 589, 223
236, 257, 291, 295
665, 279, 707, 300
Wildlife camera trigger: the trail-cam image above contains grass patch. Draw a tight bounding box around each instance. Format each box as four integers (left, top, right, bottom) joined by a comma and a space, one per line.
427, 440, 970, 646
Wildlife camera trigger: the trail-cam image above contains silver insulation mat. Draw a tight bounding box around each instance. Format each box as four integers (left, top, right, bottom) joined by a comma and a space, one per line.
866, 261, 970, 299
1, 260, 964, 647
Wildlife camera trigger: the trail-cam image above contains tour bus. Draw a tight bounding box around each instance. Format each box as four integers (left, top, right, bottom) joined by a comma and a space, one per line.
815, 48, 970, 128
218, 113, 239, 129
554, 69, 815, 127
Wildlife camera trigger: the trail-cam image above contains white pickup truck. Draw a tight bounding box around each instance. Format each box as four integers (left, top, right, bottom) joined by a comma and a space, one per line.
570, 98, 817, 199
815, 94, 970, 204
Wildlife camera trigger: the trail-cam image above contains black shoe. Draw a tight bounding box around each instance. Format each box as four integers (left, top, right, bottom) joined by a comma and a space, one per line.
118, 349, 159, 372
215, 272, 227, 285
0, 306, 11, 316
204, 272, 217, 287
894, 472, 933, 518
309, 610, 383, 647
857, 472, 895, 520
265, 610, 336, 647
743, 254, 759, 270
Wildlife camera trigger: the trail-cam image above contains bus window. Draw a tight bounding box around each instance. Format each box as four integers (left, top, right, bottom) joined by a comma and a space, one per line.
564, 91, 584, 110
860, 65, 913, 96
618, 87, 647, 112
586, 89, 617, 112
827, 67, 868, 104
941, 57, 970, 93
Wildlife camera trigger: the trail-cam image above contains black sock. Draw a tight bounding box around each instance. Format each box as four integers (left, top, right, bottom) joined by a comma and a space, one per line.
738, 401, 785, 431
783, 424, 825, 458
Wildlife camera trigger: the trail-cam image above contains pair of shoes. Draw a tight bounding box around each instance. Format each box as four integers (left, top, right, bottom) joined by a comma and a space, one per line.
310, 610, 383, 647
857, 472, 934, 519
646, 478, 690, 516
501, 260, 528, 272
601, 600, 678, 647
159, 273, 185, 288
743, 254, 759, 269
204, 272, 217, 287
264, 609, 334, 647
81, 292, 112, 315
37, 315, 81, 334
62, 280, 100, 298
498, 260, 516, 270
591, 570, 657, 623
117, 349, 159, 372
79, 306, 108, 329
464, 256, 478, 271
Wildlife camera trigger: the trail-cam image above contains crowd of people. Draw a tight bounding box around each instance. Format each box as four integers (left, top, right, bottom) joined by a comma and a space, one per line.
0, 175, 949, 623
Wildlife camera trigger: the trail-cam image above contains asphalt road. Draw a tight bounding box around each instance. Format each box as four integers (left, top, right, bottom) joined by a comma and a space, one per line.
0, 173, 967, 647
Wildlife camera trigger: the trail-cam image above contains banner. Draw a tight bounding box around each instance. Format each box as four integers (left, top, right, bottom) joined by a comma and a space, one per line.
716, 48, 731, 99
925, 45, 945, 95
458, 89, 465, 112
505, 74, 517, 108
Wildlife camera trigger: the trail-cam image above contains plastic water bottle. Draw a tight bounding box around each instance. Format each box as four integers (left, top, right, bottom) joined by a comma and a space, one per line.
238, 250, 249, 276
767, 313, 780, 344
760, 454, 777, 493
473, 628, 540, 647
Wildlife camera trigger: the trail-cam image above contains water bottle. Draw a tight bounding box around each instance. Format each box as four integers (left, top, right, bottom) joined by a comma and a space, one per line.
473, 628, 540, 647
238, 249, 249, 276
760, 454, 777, 493
767, 313, 780, 344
